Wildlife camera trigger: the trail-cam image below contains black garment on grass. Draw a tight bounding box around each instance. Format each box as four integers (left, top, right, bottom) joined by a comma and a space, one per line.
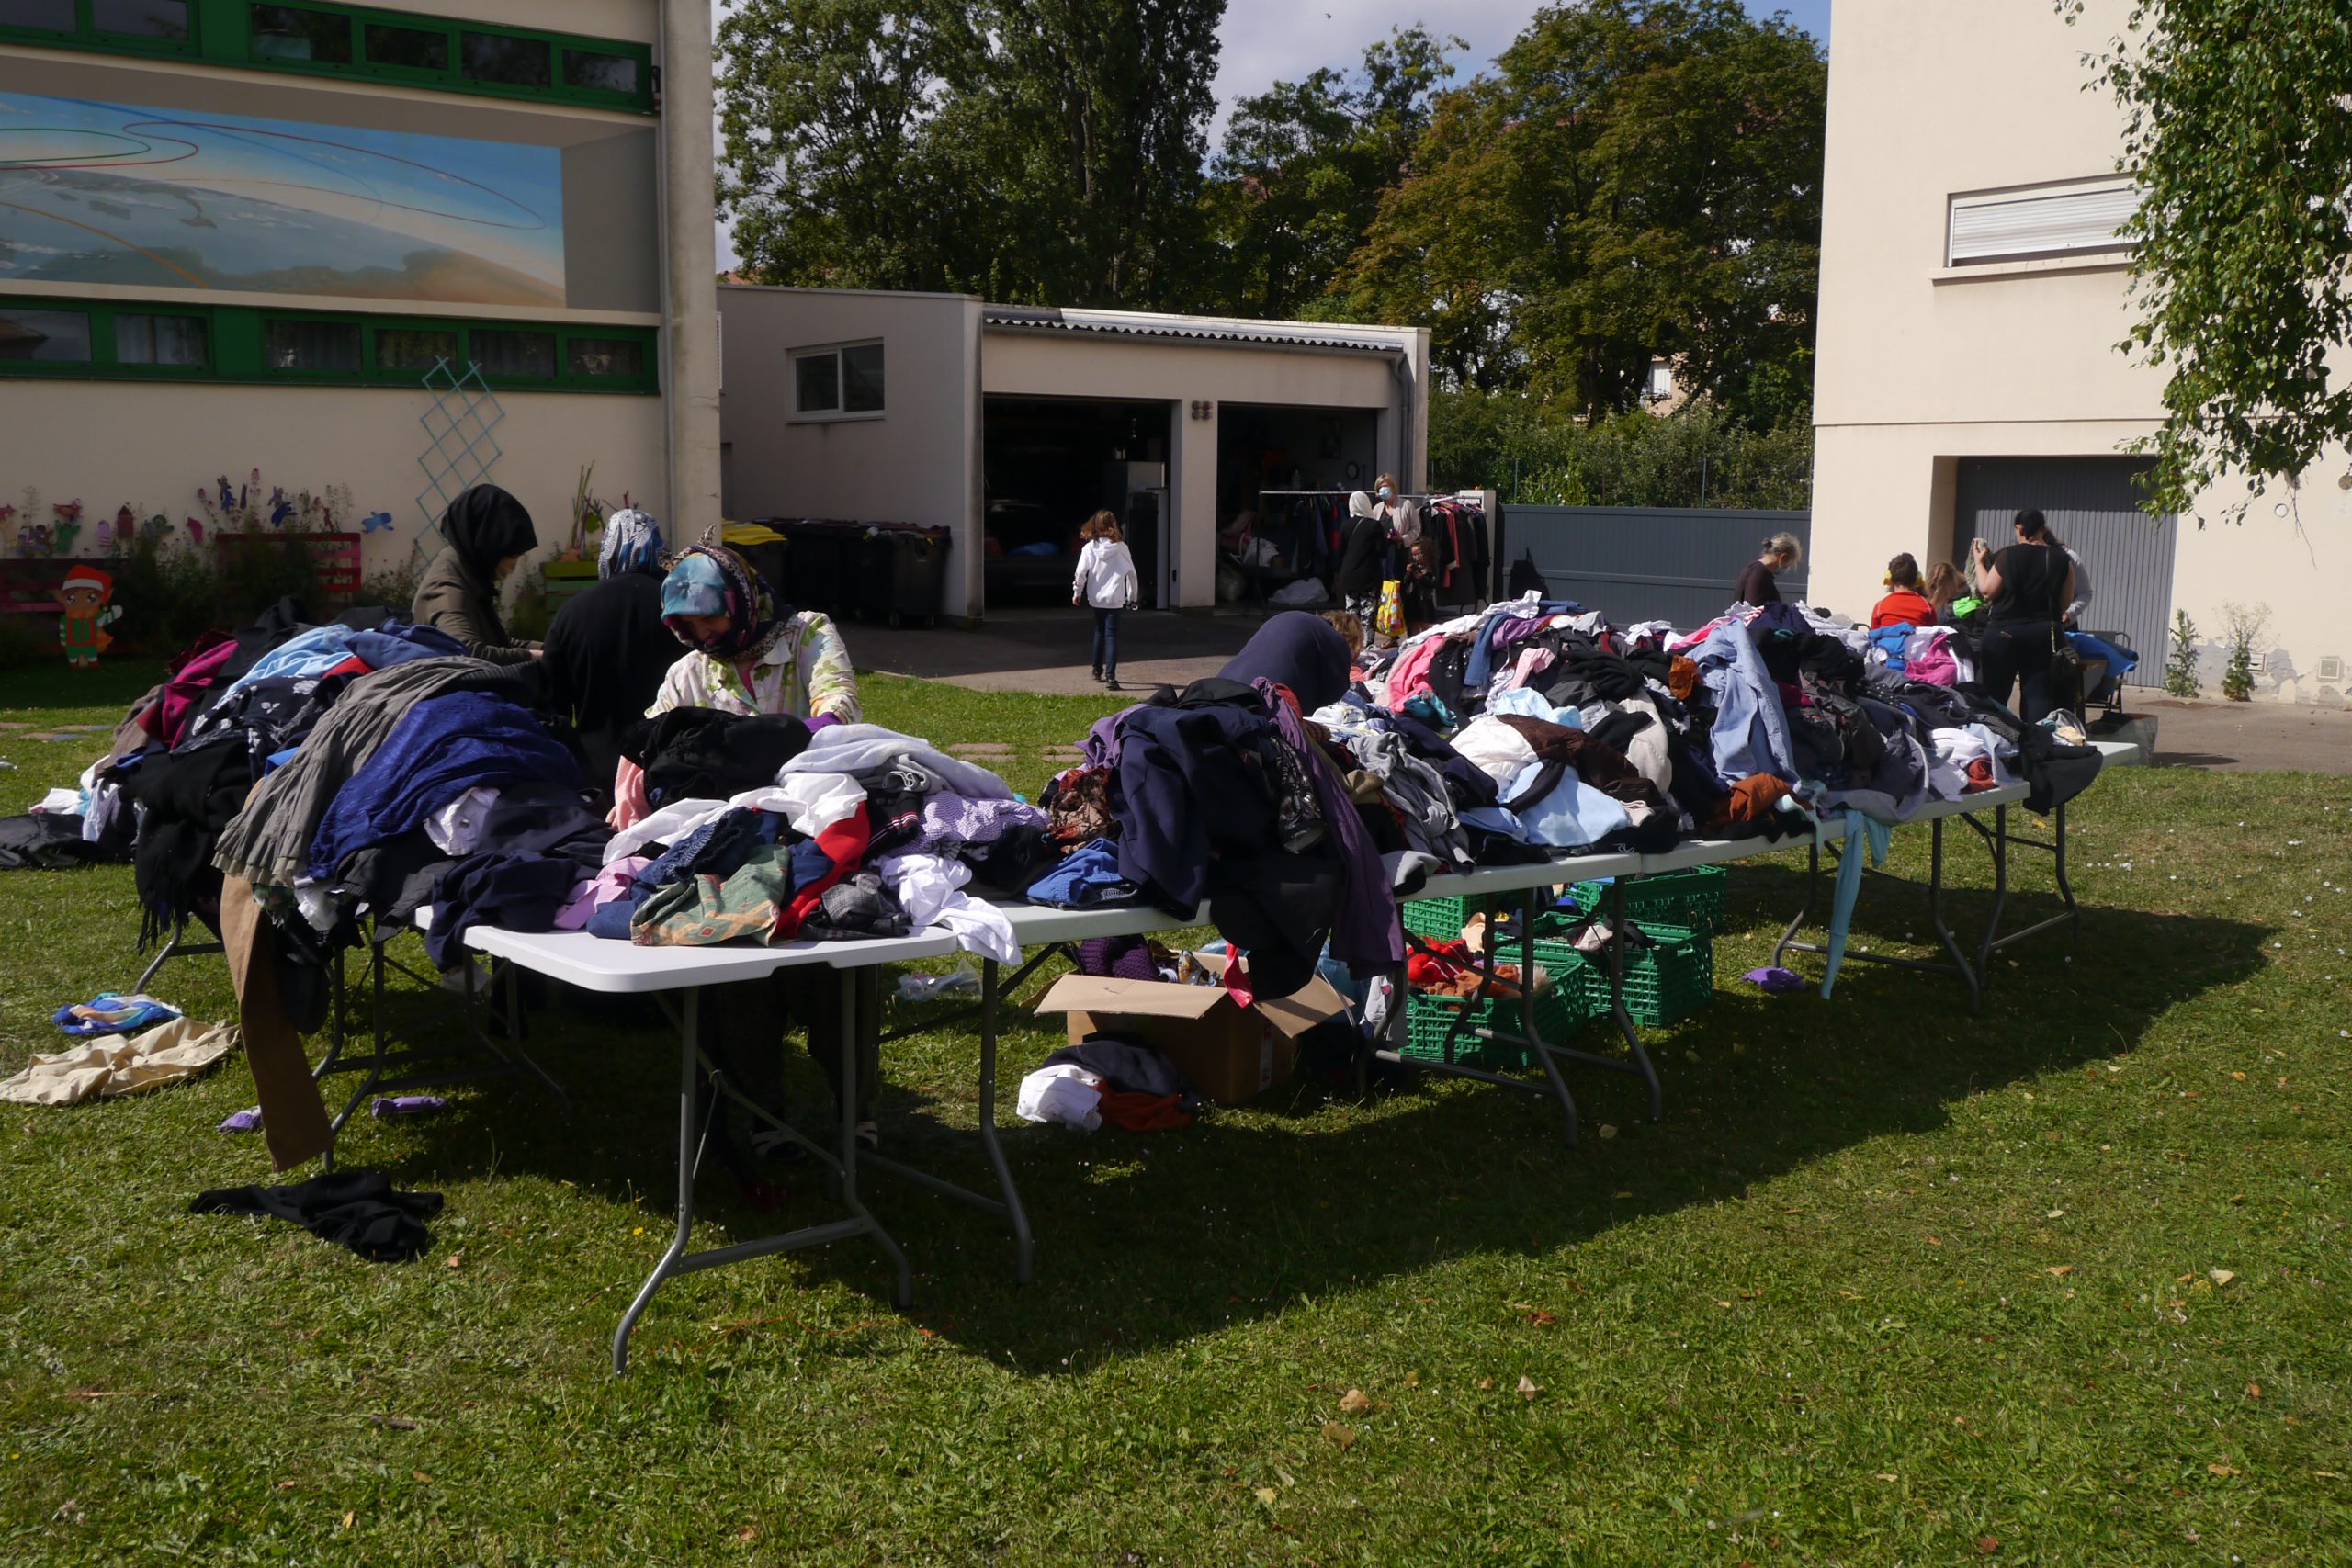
0, 813, 101, 871
190, 1169, 443, 1263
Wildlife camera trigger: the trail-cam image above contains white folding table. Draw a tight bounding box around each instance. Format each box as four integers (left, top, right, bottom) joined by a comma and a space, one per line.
461, 922, 959, 1371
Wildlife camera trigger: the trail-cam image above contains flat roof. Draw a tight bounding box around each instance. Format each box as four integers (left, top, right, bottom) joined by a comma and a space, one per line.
980, 304, 1411, 355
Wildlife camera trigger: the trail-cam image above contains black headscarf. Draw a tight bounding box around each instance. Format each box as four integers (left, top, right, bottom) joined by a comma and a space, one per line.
1218, 612, 1351, 713
440, 485, 537, 582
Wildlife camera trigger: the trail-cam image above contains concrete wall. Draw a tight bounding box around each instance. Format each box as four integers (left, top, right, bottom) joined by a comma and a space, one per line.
1, 378, 666, 577
980, 332, 1418, 609
1814, 0, 2346, 703
717, 286, 985, 618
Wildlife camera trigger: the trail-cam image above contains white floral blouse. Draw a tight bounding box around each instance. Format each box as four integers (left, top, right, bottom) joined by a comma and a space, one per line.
648, 610, 862, 723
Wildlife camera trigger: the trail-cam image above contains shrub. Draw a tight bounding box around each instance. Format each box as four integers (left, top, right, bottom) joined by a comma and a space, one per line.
1430, 390, 1814, 510
357, 563, 421, 619
2164, 609, 2202, 697
2217, 601, 2269, 703
112, 530, 222, 655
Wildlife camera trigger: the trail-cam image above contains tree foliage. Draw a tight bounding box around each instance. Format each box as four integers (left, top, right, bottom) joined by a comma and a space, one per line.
718, 0, 1225, 304
2062, 0, 2352, 524
1191, 28, 1463, 320
1431, 388, 1813, 509
1332, 0, 1826, 426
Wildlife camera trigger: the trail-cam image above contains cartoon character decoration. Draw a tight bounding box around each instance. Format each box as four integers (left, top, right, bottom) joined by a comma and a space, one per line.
17, 525, 53, 558
57, 564, 120, 669
141, 513, 172, 547
51, 499, 82, 556
359, 510, 394, 535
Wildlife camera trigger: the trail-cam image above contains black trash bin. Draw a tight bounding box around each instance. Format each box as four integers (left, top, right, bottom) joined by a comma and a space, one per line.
770, 520, 854, 620
849, 525, 951, 627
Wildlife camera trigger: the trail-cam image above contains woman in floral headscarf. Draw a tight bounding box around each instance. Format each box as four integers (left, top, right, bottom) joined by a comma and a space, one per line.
650, 540, 861, 726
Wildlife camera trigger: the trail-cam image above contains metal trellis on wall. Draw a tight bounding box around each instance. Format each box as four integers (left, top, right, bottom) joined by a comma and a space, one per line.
413, 358, 505, 558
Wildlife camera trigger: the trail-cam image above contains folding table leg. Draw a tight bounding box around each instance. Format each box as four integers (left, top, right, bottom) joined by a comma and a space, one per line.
1974, 805, 2013, 987
2052, 802, 2080, 933
841, 967, 913, 1311
1927, 818, 1981, 1015
1514, 886, 1582, 1148
1771, 838, 1822, 967
615, 987, 705, 1375
975, 958, 1036, 1285
1606, 879, 1663, 1124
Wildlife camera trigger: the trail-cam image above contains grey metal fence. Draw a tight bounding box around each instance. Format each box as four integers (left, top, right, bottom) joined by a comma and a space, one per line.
1498, 506, 1811, 629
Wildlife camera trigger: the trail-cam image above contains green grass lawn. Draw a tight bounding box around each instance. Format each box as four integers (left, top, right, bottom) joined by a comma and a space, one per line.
2, 660, 2347, 1564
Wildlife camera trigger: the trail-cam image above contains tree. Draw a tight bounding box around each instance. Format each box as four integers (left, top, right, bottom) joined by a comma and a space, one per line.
717, 0, 962, 290
717, 0, 1226, 306
2061, 1, 2352, 524
1193, 28, 1464, 320
1332, 0, 1826, 426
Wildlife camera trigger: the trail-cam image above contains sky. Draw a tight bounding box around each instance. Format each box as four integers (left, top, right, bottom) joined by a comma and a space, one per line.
716, 1, 1831, 270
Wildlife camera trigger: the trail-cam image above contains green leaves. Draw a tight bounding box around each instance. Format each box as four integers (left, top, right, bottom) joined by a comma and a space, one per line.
2064, 0, 2352, 523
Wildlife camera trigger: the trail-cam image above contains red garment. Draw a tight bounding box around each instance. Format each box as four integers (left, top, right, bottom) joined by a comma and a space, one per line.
1097, 1089, 1193, 1132
316, 655, 372, 680
1963, 758, 1996, 793
143, 633, 237, 747
771, 803, 871, 942
1871, 591, 1938, 629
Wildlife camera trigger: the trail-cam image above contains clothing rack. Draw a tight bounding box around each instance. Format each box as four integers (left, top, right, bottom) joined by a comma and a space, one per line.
1243, 488, 1497, 614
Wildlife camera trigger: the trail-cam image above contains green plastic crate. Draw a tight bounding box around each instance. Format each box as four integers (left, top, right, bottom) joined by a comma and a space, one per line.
1568, 864, 1729, 935
1400, 894, 1476, 943
1557, 920, 1715, 1028
1402, 975, 1589, 1071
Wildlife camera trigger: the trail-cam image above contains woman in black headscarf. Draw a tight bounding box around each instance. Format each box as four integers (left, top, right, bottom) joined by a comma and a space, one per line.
1218, 610, 1353, 712
410, 484, 541, 663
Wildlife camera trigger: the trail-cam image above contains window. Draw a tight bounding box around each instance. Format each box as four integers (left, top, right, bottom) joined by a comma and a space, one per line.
115, 313, 207, 367
1948, 178, 2139, 266
469, 328, 556, 379
0, 307, 91, 362
89, 0, 185, 39
250, 4, 351, 62
376, 327, 458, 371
462, 29, 549, 87
792, 342, 885, 418
265, 319, 361, 372
0, 0, 76, 32
569, 336, 643, 380
362, 20, 446, 70
562, 47, 640, 96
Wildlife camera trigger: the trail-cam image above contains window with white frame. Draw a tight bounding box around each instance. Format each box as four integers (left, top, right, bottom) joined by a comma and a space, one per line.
790, 340, 885, 419
1948, 177, 2139, 266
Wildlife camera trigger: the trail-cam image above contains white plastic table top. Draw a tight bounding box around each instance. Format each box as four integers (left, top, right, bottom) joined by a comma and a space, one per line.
462, 924, 960, 994
1418, 852, 1642, 900
998, 900, 1206, 944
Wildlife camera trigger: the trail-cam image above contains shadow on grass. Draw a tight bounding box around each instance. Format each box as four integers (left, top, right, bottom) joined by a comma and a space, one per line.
326, 874, 2270, 1373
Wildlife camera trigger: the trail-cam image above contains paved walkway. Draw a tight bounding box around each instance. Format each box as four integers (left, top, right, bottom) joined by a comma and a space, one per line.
859, 614, 2352, 771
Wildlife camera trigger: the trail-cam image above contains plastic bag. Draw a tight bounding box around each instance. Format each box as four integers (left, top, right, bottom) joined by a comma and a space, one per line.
895, 961, 979, 1003
1374, 578, 1406, 638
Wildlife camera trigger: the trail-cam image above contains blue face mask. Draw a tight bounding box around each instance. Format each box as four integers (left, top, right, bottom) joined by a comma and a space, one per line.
1376, 487, 1394, 501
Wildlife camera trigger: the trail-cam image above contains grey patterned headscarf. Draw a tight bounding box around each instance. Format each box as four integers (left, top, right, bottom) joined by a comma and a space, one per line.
597, 509, 664, 579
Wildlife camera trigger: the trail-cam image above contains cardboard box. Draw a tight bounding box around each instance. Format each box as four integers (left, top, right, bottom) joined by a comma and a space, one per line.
1032, 961, 1350, 1105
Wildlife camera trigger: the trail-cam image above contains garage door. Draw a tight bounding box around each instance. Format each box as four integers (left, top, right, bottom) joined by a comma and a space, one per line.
1954, 457, 2176, 685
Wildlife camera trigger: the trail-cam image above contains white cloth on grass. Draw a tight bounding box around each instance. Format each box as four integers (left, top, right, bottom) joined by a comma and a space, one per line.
1016, 1064, 1103, 1132
0, 1018, 239, 1106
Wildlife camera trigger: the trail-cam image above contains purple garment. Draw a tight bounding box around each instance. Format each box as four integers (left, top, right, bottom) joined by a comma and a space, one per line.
1080, 708, 1134, 771
372, 1095, 448, 1118
554, 855, 651, 930
1743, 965, 1806, 992
218, 1106, 263, 1134
910, 794, 1046, 855
1253, 679, 1402, 974
1077, 934, 1159, 981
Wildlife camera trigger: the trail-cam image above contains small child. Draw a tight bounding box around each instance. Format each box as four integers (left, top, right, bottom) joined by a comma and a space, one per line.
1072, 510, 1141, 688
1400, 537, 1439, 634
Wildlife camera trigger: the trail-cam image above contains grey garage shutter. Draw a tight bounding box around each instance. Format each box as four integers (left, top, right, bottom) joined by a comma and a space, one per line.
1954, 457, 2176, 685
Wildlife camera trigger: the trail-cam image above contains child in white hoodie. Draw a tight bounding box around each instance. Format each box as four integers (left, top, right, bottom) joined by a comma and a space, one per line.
1071, 509, 1141, 688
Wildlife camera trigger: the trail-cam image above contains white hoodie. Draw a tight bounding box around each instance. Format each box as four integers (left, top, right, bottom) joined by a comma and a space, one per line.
1072, 537, 1140, 609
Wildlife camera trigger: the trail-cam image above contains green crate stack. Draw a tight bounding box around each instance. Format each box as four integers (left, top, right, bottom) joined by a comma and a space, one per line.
1568, 864, 1729, 934
1399, 894, 1476, 943
1401, 980, 1589, 1071
1553, 921, 1715, 1028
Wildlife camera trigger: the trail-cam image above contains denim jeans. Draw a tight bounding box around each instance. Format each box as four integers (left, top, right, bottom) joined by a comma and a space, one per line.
1091, 607, 1121, 676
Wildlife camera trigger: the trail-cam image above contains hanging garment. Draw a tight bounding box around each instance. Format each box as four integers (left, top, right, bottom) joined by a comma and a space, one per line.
0, 1018, 238, 1106
189, 1169, 443, 1263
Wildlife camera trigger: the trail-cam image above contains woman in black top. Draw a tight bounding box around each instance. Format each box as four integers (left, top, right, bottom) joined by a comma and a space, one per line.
1970, 507, 2077, 724
1735, 532, 1802, 605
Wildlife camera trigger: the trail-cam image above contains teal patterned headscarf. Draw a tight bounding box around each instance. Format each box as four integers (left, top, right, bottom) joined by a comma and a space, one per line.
661, 543, 787, 661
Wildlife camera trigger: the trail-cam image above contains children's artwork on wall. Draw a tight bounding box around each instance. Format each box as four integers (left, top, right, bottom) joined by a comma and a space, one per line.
58, 565, 120, 667
360, 512, 395, 534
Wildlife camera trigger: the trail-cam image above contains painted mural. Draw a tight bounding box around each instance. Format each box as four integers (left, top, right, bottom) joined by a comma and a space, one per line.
0, 91, 563, 305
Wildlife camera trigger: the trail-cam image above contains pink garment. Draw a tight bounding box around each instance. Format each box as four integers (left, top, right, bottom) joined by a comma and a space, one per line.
1383, 636, 1449, 712
1496, 646, 1556, 695
145, 636, 239, 747
555, 855, 651, 930
1906, 632, 1960, 687
608, 758, 650, 830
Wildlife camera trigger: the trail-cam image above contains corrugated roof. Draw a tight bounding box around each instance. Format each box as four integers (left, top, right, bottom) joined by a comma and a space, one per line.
981, 305, 1407, 355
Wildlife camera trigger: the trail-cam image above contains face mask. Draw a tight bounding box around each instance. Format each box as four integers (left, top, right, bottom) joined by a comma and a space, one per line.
1377, 487, 1394, 501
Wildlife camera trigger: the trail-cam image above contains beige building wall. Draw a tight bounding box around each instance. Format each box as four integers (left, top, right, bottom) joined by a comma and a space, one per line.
1815, 0, 2345, 700
717, 286, 986, 618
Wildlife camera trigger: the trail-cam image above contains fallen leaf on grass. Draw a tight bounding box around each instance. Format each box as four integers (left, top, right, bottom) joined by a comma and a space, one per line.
737, 1527, 758, 1542
1517, 1375, 1541, 1401
2245, 1382, 2262, 1399
2045, 1266, 2075, 1279
2210, 1269, 2236, 1287
1925, 1235, 1942, 1247
1476, 1377, 1495, 1391
339, 1511, 356, 1530
1524, 1309, 1558, 1328
2209, 1463, 2240, 1477
1976, 1535, 2000, 1554
1403, 1371, 1420, 1388
1338, 1388, 1372, 1416
1321, 1422, 1358, 1450
1598, 1124, 1618, 1140
444, 1252, 464, 1270
1253, 1487, 1278, 1506
275, 1480, 299, 1491
53, 1499, 81, 1523
411, 1472, 430, 1484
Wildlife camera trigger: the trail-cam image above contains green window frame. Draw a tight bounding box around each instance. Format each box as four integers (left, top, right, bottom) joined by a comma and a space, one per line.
0, 294, 657, 394
0, 0, 656, 113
